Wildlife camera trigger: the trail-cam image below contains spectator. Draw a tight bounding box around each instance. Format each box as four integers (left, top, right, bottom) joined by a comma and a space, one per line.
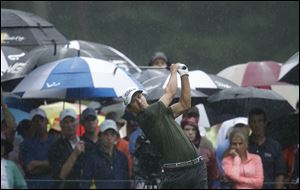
17, 119, 33, 140
181, 116, 220, 188
215, 118, 249, 188
80, 108, 99, 151
248, 108, 286, 189
1, 87, 16, 143
106, 111, 133, 177
222, 129, 264, 189
148, 52, 171, 68
1, 138, 27, 189
19, 108, 55, 189
81, 119, 130, 189
48, 108, 84, 189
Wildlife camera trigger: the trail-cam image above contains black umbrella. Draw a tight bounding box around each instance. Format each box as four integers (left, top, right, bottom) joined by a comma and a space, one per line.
1, 8, 68, 48
142, 75, 207, 105
207, 87, 295, 122
278, 52, 299, 85
266, 112, 299, 149
1, 46, 26, 80
1, 39, 142, 91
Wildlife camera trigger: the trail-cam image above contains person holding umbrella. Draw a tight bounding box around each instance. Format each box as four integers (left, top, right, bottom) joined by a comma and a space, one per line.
123, 63, 207, 189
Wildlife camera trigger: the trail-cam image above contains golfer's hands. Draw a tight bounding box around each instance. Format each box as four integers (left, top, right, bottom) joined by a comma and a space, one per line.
177, 63, 189, 77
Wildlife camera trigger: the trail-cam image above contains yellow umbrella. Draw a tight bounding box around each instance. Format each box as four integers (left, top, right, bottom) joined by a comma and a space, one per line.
39, 101, 87, 121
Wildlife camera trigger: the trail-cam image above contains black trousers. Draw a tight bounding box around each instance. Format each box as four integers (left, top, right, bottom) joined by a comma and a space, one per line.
161, 159, 207, 189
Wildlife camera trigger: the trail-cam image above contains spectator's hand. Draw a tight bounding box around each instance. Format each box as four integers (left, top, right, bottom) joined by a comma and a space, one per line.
177, 63, 189, 77
74, 141, 85, 156
229, 148, 239, 157
27, 161, 39, 173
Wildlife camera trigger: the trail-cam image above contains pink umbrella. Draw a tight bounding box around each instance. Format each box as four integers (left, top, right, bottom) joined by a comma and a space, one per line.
217, 61, 299, 109
217, 61, 282, 87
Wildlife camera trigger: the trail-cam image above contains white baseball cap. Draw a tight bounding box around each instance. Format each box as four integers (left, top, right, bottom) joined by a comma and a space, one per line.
30, 108, 47, 120
100, 119, 118, 133
123, 87, 143, 106
59, 109, 77, 121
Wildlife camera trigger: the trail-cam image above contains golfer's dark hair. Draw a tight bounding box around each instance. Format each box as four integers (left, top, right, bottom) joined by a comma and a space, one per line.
249, 108, 267, 122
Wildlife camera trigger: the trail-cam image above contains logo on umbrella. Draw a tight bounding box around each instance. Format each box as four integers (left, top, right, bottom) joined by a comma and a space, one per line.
46, 82, 61, 88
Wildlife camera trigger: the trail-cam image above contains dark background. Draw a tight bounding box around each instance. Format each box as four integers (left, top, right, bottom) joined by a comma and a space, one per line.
1, 1, 299, 74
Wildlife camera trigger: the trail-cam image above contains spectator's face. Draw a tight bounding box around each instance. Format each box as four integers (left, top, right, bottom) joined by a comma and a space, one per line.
83, 116, 98, 134
183, 125, 197, 142
231, 136, 247, 156
60, 117, 78, 138
152, 58, 167, 67
31, 115, 48, 135
249, 114, 266, 137
99, 129, 118, 149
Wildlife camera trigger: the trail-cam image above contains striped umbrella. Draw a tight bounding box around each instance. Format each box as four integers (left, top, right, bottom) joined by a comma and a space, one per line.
12, 57, 143, 100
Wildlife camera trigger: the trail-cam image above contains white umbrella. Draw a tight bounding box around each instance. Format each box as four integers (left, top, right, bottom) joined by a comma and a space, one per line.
278, 52, 299, 85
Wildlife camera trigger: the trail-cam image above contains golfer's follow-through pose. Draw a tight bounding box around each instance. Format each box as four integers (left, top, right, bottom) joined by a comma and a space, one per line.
123, 63, 207, 189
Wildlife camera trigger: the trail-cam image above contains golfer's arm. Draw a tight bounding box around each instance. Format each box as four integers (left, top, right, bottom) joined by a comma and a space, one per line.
159, 70, 177, 107
170, 75, 191, 118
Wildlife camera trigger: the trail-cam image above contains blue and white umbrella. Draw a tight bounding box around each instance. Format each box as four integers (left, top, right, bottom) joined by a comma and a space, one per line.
12, 57, 143, 99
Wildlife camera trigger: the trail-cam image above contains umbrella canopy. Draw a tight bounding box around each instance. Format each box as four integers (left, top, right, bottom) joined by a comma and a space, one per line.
1, 40, 141, 84
278, 52, 299, 85
67, 40, 141, 74
12, 57, 143, 100
163, 70, 238, 96
266, 112, 298, 149
142, 74, 207, 105
207, 87, 295, 122
1, 108, 30, 125
1, 46, 27, 81
217, 61, 282, 87
217, 61, 299, 109
39, 101, 87, 120
1, 8, 68, 47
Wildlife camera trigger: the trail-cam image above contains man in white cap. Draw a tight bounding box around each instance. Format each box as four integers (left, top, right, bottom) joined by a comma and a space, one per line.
48, 108, 84, 189
123, 63, 207, 189
81, 119, 129, 189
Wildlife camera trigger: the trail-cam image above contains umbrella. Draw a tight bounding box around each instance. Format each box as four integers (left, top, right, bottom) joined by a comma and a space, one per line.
12, 57, 143, 100
67, 40, 141, 74
266, 112, 298, 149
39, 101, 87, 120
163, 70, 238, 96
1, 108, 30, 125
278, 52, 299, 85
1, 46, 27, 81
1, 40, 141, 86
207, 87, 295, 122
1, 8, 68, 47
217, 61, 299, 109
142, 74, 207, 105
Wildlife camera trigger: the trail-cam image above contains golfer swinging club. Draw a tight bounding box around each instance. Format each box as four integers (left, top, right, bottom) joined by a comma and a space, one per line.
123, 63, 207, 189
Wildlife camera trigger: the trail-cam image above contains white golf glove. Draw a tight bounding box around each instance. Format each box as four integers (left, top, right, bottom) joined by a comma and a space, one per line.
177, 63, 189, 77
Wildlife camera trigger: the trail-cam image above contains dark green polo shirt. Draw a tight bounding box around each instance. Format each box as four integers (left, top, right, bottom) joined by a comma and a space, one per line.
136, 101, 198, 163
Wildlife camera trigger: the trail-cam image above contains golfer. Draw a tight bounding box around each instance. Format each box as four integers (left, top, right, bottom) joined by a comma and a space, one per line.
123, 63, 207, 189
